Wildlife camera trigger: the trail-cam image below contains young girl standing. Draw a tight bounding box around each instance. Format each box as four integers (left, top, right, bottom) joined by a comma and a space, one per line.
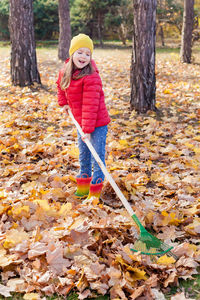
57, 34, 110, 200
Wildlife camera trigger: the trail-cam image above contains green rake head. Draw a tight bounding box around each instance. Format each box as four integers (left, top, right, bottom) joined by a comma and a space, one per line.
131, 214, 177, 259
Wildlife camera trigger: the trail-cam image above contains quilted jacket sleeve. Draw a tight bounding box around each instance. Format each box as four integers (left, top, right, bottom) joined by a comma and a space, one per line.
56, 70, 68, 107
81, 73, 102, 133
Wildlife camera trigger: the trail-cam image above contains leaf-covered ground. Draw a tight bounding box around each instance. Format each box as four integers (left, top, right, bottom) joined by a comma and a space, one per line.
0, 45, 199, 300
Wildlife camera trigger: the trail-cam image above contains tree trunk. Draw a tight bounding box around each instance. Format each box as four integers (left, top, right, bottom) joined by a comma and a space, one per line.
97, 12, 103, 47
58, 0, 71, 61
118, 23, 127, 45
159, 24, 165, 46
9, 0, 41, 87
130, 0, 157, 113
180, 0, 194, 63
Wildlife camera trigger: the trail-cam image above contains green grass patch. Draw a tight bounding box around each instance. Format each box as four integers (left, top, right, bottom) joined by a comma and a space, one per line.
166, 273, 200, 300
156, 47, 180, 53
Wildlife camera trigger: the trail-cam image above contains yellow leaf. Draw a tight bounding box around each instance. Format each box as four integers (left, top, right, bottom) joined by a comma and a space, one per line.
60, 148, 69, 155
185, 142, 194, 149
47, 126, 54, 132
110, 166, 120, 171
145, 160, 152, 168
161, 211, 168, 217
34, 199, 50, 211
157, 254, 176, 265
116, 255, 147, 280
194, 135, 200, 142
117, 256, 146, 279
146, 211, 154, 223
109, 109, 121, 115
161, 211, 182, 226
119, 140, 128, 146
67, 269, 76, 276
168, 212, 183, 226
23, 293, 40, 300
163, 89, 173, 94
126, 267, 147, 281
71, 129, 77, 137
39, 189, 49, 195
12, 206, 30, 219
11, 223, 18, 229
59, 203, 72, 216
193, 147, 200, 154
11, 130, 20, 136
3, 229, 29, 249
61, 120, 69, 126
68, 145, 79, 158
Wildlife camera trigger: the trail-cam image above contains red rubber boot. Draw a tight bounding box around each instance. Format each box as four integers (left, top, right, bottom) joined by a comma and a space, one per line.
74, 175, 92, 198
86, 180, 103, 201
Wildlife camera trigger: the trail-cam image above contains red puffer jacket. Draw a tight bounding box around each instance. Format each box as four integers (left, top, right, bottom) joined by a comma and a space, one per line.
56, 59, 110, 134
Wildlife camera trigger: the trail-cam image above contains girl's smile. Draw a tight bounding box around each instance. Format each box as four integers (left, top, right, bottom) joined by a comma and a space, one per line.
73, 47, 91, 69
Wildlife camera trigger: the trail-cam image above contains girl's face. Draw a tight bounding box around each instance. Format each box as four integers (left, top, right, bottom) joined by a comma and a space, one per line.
72, 47, 91, 69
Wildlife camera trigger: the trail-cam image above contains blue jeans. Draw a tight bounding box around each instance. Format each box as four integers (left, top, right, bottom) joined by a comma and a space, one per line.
77, 125, 108, 184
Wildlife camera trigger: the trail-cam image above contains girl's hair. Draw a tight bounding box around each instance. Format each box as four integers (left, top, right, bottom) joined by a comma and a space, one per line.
60, 56, 94, 90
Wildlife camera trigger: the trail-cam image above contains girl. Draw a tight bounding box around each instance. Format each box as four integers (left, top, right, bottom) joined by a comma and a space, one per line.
57, 34, 110, 200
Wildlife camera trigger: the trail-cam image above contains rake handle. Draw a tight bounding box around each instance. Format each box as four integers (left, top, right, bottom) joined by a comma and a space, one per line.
68, 109, 135, 217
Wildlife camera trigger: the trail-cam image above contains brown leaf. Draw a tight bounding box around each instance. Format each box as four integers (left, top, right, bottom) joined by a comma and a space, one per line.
164, 271, 177, 287
176, 256, 198, 269
46, 244, 71, 275
130, 285, 145, 299
28, 242, 48, 259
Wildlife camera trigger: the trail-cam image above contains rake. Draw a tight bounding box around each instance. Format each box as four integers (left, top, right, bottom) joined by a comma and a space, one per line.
68, 109, 176, 258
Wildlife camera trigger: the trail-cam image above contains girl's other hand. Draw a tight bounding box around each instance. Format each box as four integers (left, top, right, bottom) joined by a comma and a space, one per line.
82, 133, 91, 142
63, 105, 69, 114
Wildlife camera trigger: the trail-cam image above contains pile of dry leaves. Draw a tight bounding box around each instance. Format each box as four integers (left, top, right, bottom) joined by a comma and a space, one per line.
0, 48, 199, 299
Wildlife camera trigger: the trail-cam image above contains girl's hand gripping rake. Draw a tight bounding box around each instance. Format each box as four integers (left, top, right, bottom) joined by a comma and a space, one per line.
68, 109, 176, 257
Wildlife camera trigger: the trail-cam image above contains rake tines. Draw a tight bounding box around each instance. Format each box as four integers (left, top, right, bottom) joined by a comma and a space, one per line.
131, 214, 177, 258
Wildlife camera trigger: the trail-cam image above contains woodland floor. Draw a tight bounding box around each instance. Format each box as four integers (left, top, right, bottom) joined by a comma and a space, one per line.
0, 44, 199, 300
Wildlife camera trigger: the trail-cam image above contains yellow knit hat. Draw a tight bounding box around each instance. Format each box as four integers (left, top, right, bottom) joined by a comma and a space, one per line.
69, 34, 94, 56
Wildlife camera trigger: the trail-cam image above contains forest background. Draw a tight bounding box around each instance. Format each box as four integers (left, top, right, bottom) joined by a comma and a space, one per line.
0, 0, 200, 46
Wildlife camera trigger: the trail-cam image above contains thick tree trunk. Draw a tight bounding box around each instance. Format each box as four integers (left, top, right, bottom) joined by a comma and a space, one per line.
9, 0, 41, 87
58, 0, 71, 61
180, 0, 194, 63
130, 0, 157, 113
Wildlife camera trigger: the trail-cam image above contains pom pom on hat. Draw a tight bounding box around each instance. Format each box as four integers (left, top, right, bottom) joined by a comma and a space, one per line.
69, 34, 94, 57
